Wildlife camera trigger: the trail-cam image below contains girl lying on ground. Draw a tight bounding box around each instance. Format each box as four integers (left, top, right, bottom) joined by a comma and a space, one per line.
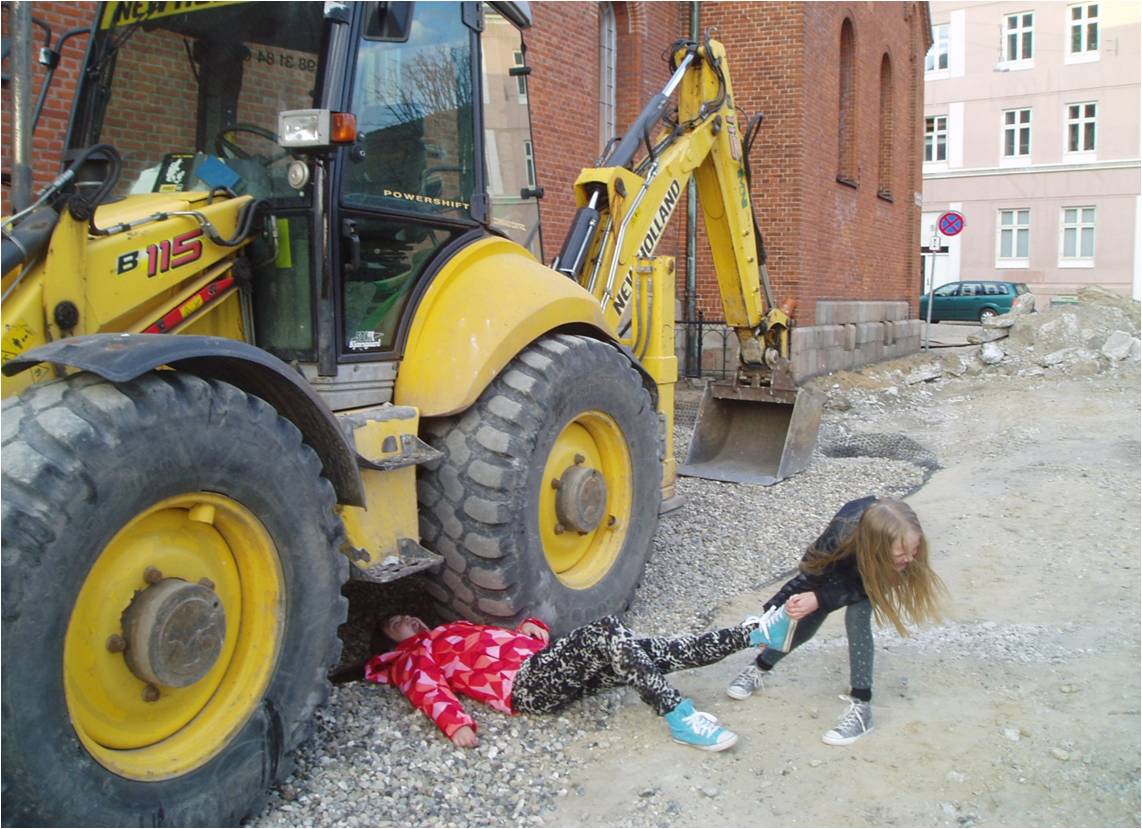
366, 613, 759, 752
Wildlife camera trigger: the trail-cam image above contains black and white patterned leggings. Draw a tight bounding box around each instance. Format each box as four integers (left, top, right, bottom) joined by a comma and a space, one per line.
511, 615, 750, 717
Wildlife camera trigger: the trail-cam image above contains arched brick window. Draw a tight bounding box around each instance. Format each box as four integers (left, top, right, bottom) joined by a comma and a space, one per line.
877, 53, 894, 198
837, 18, 857, 186
599, 2, 618, 154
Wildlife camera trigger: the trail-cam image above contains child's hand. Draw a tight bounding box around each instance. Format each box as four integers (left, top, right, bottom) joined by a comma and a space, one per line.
785, 592, 819, 619
518, 621, 550, 643
450, 726, 479, 748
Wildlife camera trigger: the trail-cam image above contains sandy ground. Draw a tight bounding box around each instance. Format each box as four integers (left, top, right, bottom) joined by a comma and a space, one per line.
548, 359, 1141, 827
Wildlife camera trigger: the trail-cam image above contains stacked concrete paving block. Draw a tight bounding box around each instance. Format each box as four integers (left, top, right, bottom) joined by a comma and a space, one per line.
680, 300, 923, 383
790, 300, 921, 383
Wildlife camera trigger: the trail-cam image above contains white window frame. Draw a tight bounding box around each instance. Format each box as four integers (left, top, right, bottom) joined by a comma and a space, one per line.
512, 50, 528, 104
1001, 108, 1032, 163
1059, 206, 1096, 267
926, 23, 950, 76
484, 129, 503, 195
1066, 3, 1100, 64
1001, 11, 1035, 68
996, 208, 1031, 268
924, 115, 948, 166
1065, 101, 1098, 157
599, 2, 617, 154
523, 139, 536, 189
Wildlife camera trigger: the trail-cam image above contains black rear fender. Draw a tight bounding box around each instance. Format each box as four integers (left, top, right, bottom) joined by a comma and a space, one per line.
2, 334, 365, 506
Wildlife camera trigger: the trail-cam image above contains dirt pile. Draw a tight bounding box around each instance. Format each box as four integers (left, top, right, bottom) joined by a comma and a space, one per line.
977, 286, 1141, 374
811, 288, 1140, 408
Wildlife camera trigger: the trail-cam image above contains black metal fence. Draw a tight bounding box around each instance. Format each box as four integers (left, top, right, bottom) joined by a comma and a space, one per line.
676, 311, 736, 379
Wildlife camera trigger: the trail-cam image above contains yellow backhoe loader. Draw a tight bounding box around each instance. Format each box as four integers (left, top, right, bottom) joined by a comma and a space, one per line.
1, 2, 820, 824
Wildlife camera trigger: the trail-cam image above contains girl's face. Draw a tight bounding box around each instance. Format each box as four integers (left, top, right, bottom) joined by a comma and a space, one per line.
383, 614, 429, 643
890, 529, 922, 571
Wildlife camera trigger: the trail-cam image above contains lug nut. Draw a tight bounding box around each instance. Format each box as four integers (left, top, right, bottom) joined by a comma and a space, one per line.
550, 478, 562, 490
143, 566, 163, 584
574, 454, 585, 465
198, 577, 215, 591
106, 634, 126, 653
142, 683, 160, 703
554, 523, 565, 535
607, 515, 619, 528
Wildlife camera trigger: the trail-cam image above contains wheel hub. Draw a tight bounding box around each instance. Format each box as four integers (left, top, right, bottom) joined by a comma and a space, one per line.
555, 464, 608, 533
122, 578, 227, 688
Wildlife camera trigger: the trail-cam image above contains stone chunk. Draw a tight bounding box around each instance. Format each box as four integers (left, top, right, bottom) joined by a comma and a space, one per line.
1101, 331, 1135, 361
979, 342, 1005, 365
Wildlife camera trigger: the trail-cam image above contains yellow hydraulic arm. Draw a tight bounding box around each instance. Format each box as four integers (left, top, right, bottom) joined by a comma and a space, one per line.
553, 39, 793, 386
552, 38, 822, 486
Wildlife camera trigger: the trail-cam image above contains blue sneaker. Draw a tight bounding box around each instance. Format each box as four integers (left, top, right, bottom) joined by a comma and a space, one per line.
746, 605, 798, 652
665, 698, 738, 751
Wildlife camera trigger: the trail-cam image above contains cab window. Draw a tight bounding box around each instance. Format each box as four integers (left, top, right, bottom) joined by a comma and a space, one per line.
341, 219, 464, 353
341, 2, 476, 218
481, 5, 543, 259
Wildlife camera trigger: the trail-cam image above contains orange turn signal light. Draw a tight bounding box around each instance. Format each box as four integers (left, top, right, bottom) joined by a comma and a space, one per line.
331, 112, 358, 144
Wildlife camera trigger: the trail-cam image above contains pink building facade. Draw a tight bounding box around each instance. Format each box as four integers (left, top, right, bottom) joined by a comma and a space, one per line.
922, 1, 1140, 305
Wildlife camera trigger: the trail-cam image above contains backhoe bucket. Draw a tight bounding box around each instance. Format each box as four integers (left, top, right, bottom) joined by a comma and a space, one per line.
678, 381, 824, 485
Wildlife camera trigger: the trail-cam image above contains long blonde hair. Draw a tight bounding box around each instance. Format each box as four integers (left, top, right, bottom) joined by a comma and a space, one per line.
802, 499, 946, 636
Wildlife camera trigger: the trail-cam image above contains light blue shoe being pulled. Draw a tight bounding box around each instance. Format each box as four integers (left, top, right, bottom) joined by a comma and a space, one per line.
665, 698, 738, 751
746, 604, 798, 652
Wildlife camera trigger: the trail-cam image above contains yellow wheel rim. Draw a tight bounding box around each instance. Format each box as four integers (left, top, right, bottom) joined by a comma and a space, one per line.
64, 493, 283, 780
539, 411, 633, 589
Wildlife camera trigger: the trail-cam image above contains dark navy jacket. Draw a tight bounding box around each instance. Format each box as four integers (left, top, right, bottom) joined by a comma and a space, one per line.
765, 496, 878, 613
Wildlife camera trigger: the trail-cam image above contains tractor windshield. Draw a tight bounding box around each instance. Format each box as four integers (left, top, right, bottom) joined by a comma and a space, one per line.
70, 1, 325, 200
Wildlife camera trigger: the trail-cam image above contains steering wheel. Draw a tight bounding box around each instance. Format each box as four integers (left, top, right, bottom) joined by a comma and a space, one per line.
213, 123, 290, 165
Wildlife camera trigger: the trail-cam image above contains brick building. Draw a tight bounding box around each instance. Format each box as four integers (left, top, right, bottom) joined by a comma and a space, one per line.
2, 1, 931, 376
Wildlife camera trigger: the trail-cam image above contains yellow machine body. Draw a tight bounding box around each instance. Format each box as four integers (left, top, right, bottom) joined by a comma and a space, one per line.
394, 236, 612, 417
2, 195, 250, 396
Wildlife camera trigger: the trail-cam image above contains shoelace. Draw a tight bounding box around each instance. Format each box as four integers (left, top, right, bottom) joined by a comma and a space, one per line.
747, 606, 782, 642
834, 698, 867, 732
733, 666, 762, 686
681, 711, 721, 737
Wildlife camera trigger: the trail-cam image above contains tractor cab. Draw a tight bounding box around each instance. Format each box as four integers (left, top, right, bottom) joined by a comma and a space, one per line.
68, 1, 541, 393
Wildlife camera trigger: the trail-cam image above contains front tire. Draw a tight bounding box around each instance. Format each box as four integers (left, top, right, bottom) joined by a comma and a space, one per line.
418, 334, 661, 635
1, 372, 348, 826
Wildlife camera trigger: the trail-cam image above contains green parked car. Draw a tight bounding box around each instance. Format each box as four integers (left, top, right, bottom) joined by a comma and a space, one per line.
919, 280, 1031, 322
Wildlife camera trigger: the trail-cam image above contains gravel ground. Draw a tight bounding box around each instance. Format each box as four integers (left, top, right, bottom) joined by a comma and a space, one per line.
252, 377, 938, 827
253, 298, 1140, 828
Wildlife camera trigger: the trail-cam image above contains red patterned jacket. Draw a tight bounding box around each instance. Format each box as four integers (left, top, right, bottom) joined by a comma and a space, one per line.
364, 619, 549, 738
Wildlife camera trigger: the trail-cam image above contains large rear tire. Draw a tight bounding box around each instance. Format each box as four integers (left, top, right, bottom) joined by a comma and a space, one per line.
1, 372, 348, 826
418, 334, 661, 635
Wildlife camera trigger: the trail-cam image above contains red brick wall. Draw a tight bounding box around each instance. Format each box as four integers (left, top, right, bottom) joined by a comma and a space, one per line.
700, 2, 927, 325
695, 2, 807, 320
2, 2, 927, 323
1, 1, 97, 216
794, 3, 926, 323
525, 1, 685, 263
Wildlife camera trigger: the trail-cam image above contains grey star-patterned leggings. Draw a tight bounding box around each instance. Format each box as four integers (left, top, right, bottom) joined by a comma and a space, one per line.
757, 599, 874, 692
511, 615, 751, 717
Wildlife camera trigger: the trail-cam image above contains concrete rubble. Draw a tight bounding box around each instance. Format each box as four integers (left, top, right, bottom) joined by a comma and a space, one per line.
930, 286, 1138, 382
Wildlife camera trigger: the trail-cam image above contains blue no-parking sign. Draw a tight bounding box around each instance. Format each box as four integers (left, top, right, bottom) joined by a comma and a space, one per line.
938, 211, 965, 237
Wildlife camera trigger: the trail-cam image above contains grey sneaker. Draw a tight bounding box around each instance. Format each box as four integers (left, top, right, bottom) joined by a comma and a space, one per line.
726, 663, 766, 700
822, 695, 873, 746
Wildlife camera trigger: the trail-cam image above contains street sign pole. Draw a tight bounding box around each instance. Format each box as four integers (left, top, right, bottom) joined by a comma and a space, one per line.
924, 235, 939, 350
924, 212, 964, 351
